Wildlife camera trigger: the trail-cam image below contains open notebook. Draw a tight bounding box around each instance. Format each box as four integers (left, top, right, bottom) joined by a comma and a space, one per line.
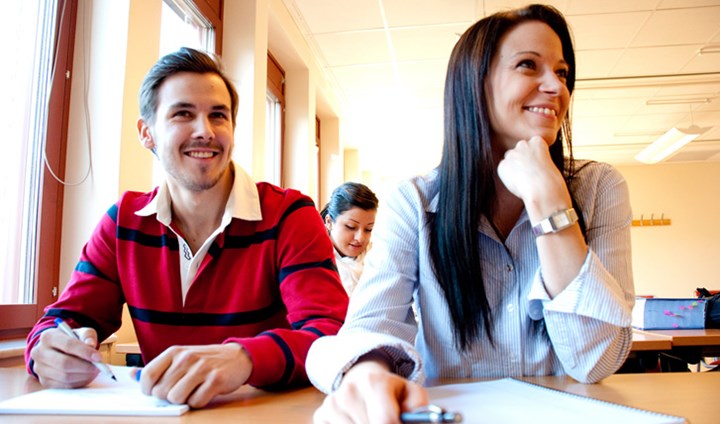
426, 378, 685, 424
0, 365, 188, 416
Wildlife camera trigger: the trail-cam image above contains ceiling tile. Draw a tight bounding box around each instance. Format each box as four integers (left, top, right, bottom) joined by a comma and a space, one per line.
331, 63, 396, 95
390, 25, 465, 61
621, 111, 689, 132
283, 0, 720, 174
610, 45, 700, 76
568, 12, 651, 50
574, 85, 663, 101
482, 0, 569, 16
573, 97, 645, 117
314, 31, 390, 67
565, 0, 659, 14
688, 110, 720, 127
572, 115, 633, 144
575, 49, 625, 79
680, 48, 720, 73
653, 82, 720, 98
382, 0, 475, 27
289, 0, 383, 34
631, 6, 720, 47
658, 0, 720, 9
397, 59, 448, 88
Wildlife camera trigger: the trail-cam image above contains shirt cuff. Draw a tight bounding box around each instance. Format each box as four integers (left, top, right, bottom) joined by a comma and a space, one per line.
307, 333, 424, 394
527, 250, 592, 320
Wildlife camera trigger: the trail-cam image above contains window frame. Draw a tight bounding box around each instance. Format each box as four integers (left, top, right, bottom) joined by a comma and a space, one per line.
267, 52, 286, 187
169, 0, 223, 54
0, 0, 78, 339
0, 0, 223, 340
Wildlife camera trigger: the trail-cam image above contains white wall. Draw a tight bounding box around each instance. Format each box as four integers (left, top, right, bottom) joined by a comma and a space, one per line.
616, 161, 720, 298
61, 0, 162, 364
222, 0, 268, 179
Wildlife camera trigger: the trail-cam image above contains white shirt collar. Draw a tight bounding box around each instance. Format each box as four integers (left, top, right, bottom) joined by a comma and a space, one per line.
135, 161, 263, 224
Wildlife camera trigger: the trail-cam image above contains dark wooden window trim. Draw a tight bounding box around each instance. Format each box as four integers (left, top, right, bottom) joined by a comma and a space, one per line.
0, 0, 77, 339
267, 52, 286, 187
189, 0, 223, 54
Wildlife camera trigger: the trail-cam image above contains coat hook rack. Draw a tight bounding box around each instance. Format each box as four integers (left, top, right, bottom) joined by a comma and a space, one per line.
632, 213, 671, 227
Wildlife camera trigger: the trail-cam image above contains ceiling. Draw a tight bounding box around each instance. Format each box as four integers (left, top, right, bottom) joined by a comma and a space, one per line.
282, 0, 720, 185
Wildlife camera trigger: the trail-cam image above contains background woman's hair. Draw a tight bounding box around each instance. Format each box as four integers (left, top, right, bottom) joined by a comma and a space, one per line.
320, 182, 379, 221
429, 4, 584, 350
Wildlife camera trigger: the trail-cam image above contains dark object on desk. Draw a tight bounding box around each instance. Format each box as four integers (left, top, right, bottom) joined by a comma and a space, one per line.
617, 351, 692, 373
696, 287, 720, 328
125, 354, 144, 367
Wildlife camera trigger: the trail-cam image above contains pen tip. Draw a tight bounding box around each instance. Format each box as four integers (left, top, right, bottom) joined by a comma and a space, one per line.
111, 376, 118, 381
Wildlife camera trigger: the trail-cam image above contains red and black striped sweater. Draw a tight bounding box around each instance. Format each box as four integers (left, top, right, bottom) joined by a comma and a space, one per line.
26, 183, 348, 389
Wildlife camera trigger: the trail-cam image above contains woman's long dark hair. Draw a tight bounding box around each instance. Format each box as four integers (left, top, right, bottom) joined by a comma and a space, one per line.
429, 4, 585, 350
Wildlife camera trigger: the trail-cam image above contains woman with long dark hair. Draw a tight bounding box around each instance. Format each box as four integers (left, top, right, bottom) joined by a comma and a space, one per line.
308, 5, 635, 423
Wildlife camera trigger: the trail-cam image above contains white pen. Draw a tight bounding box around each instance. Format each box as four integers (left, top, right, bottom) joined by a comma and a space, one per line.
54, 318, 117, 381
401, 405, 463, 423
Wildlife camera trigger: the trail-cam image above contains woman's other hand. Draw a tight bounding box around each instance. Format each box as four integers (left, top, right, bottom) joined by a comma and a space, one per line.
313, 360, 428, 424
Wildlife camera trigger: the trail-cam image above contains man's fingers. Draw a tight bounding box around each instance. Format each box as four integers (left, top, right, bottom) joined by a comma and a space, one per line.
74, 327, 99, 348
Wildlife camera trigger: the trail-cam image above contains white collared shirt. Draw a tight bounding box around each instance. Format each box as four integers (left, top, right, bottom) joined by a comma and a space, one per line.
135, 162, 262, 303
307, 161, 635, 392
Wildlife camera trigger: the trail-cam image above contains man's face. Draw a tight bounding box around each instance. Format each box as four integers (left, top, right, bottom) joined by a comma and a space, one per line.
140, 72, 234, 193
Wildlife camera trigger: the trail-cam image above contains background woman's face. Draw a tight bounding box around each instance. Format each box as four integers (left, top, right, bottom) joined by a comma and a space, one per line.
325, 207, 376, 258
484, 21, 570, 152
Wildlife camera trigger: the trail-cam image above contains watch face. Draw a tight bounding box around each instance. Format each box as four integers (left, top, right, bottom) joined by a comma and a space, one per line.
533, 208, 577, 236
552, 211, 572, 228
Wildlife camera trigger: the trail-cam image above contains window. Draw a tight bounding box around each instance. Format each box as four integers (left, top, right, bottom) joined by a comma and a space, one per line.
160, 0, 215, 56
267, 53, 285, 187
0, 0, 77, 337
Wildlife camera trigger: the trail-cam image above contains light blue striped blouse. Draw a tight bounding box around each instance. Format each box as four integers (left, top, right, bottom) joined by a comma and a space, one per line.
308, 161, 635, 393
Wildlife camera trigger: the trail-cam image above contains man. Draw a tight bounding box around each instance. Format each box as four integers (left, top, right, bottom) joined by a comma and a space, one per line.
25, 48, 348, 408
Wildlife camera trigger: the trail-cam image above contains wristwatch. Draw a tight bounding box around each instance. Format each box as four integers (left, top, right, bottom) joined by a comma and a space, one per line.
532, 208, 578, 236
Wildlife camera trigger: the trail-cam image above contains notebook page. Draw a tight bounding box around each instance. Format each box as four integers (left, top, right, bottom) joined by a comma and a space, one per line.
426, 378, 685, 424
0, 365, 188, 416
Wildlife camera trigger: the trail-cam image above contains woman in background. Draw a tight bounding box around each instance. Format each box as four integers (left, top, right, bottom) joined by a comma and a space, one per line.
308, 4, 635, 423
320, 182, 379, 295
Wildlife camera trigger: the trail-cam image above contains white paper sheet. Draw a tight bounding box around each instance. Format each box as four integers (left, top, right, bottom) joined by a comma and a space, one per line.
0, 365, 188, 416
425, 378, 685, 424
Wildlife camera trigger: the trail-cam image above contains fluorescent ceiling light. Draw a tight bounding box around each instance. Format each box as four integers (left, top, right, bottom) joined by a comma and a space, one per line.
699, 45, 720, 55
634, 125, 710, 164
646, 97, 711, 106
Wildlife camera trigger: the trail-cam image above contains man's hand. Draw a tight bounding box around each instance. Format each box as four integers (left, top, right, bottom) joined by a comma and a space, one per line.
313, 360, 428, 424
30, 326, 102, 388
138, 343, 253, 408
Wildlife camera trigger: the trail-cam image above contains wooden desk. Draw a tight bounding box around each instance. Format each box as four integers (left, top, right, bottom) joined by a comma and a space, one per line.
641, 328, 720, 361
644, 328, 720, 348
114, 342, 140, 355
524, 373, 719, 424
631, 329, 673, 351
1, 367, 719, 423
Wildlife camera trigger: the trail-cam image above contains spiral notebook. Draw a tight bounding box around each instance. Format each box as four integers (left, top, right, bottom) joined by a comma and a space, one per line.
426, 378, 685, 423
0, 366, 188, 416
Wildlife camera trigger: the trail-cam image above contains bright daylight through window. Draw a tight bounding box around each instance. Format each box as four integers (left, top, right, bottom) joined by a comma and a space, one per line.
0, 1, 58, 305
